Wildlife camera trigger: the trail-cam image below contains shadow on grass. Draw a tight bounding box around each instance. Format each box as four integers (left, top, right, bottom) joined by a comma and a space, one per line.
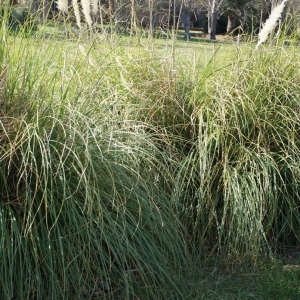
182, 254, 300, 300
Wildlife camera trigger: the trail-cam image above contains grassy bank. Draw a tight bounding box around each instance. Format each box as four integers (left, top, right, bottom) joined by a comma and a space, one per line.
0, 12, 300, 299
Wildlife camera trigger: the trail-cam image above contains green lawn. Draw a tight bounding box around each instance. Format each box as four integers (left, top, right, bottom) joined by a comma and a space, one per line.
185, 262, 300, 299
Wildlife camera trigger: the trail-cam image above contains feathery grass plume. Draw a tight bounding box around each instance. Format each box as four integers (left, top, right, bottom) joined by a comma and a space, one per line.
56, 0, 68, 13
72, 0, 82, 29
256, 0, 288, 49
82, 0, 93, 27
92, 0, 99, 15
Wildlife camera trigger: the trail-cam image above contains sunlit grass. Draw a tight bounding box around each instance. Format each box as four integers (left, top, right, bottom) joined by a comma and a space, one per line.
1, 9, 300, 299
1, 21, 189, 299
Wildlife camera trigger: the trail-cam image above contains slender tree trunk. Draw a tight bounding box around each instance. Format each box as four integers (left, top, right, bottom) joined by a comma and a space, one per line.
109, 0, 115, 32
184, 0, 191, 40
109, 0, 116, 16
207, 0, 227, 40
208, 10, 217, 40
130, 0, 137, 36
152, 13, 157, 34
226, 11, 237, 34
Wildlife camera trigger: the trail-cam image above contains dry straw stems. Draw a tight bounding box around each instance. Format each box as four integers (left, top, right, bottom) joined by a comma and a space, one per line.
78, 44, 96, 67
0, 65, 8, 100
256, 0, 289, 49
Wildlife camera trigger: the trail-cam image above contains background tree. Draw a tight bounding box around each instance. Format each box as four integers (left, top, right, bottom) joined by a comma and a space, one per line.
207, 0, 227, 39
222, 0, 248, 34
181, 0, 192, 39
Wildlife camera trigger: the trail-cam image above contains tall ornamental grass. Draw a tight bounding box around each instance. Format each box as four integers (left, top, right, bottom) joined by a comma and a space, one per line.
80, 28, 300, 263
1, 7, 300, 299
104, 27, 300, 263
89, 28, 300, 263
0, 25, 188, 299
169, 42, 300, 262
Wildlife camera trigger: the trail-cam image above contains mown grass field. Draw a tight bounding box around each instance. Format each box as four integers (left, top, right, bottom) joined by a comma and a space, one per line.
0, 10, 300, 299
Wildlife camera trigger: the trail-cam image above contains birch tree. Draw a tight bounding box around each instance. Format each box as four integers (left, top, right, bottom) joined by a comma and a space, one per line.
207, 0, 227, 39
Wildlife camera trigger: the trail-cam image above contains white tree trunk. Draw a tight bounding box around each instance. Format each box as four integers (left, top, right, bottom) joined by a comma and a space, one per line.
207, 0, 227, 40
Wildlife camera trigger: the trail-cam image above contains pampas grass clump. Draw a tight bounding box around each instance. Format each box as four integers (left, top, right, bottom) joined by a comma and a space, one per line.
168, 38, 300, 262
0, 26, 188, 300
1, 5, 300, 298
